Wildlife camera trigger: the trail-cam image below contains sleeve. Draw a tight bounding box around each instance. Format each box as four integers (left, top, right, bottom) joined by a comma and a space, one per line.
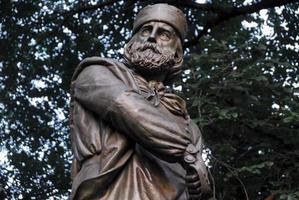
73, 64, 191, 163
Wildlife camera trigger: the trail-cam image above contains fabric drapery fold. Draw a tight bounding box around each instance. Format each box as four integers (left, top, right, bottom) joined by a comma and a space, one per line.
70, 57, 207, 200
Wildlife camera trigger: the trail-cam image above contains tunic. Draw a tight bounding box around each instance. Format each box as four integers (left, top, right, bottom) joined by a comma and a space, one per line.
70, 57, 205, 200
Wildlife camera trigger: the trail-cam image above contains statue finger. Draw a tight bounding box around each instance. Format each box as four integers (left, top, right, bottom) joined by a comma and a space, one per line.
186, 174, 199, 182
188, 187, 201, 194
187, 180, 201, 189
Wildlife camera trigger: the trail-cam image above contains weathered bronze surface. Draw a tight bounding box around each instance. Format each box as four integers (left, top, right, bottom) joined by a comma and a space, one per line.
70, 3, 211, 200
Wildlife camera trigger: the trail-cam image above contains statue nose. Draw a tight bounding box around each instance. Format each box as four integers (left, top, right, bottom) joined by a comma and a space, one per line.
147, 29, 157, 43
147, 34, 156, 42
147, 36, 156, 43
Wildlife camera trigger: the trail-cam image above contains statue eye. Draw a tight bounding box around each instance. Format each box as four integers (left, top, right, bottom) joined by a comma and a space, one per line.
141, 28, 151, 36
159, 31, 171, 41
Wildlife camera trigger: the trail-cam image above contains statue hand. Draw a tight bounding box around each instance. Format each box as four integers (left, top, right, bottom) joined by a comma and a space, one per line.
183, 144, 211, 200
186, 171, 202, 199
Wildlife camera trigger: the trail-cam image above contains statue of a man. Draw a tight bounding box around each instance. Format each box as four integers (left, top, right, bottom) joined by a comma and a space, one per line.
70, 4, 210, 200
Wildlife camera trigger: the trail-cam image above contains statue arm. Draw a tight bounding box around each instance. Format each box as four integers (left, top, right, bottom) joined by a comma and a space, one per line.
73, 64, 191, 163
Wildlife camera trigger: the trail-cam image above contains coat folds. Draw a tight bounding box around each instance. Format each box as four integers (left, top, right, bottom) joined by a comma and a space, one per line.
70, 57, 202, 200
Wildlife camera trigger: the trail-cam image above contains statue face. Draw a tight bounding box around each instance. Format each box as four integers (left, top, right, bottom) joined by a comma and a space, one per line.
134, 21, 179, 54
124, 21, 183, 81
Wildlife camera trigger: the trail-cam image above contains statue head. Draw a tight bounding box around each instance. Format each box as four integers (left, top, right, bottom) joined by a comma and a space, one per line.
124, 4, 188, 84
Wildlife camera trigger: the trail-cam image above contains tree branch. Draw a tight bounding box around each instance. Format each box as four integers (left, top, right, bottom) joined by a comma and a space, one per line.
63, 0, 120, 16
63, 0, 230, 15
60, 0, 298, 48
184, 0, 298, 48
139, 0, 228, 14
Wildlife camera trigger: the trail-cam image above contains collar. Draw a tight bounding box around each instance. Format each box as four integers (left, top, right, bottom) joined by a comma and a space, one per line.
133, 73, 187, 117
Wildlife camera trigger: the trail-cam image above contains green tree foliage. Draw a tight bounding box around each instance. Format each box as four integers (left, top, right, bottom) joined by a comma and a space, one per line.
0, 0, 298, 199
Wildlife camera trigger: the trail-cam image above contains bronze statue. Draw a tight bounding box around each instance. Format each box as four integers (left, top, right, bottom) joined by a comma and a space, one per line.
70, 3, 211, 200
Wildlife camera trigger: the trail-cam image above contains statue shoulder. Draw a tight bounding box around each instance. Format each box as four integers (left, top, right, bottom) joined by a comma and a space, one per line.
72, 56, 128, 81
71, 56, 139, 91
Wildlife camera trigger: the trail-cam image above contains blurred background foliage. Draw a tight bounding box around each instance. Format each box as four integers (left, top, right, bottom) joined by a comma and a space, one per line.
0, 0, 298, 199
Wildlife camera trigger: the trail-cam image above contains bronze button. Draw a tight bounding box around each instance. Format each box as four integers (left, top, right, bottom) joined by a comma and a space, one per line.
184, 154, 196, 163
186, 144, 197, 154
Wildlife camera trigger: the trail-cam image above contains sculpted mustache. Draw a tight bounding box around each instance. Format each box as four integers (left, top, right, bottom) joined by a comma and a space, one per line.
136, 42, 163, 54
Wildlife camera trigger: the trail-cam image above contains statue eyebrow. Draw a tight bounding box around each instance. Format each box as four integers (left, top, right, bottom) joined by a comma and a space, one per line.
141, 23, 153, 29
157, 27, 172, 34
158, 24, 175, 33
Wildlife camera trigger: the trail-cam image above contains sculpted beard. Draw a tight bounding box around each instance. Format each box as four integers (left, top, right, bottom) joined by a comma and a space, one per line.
124, 38, 176, 76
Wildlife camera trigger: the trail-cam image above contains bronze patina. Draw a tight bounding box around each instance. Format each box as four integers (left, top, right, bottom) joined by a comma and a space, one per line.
70, 3, 211, 200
